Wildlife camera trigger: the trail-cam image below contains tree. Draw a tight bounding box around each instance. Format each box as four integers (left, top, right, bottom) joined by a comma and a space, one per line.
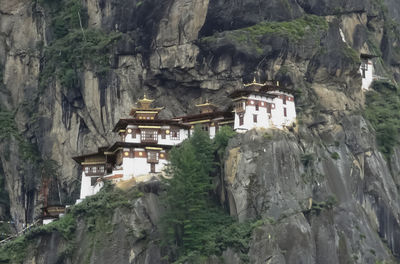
161, 127, 215, 255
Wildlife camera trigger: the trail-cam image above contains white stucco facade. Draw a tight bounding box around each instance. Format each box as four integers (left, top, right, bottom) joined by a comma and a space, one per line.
360, 58, 374, 90
269, 91, 296, 128
79, 172, 98, 200
233, 92, 296, 132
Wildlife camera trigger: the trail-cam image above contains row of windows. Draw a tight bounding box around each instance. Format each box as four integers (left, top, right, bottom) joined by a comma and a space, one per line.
126, 129, 180, 141
84, 166, 105, 174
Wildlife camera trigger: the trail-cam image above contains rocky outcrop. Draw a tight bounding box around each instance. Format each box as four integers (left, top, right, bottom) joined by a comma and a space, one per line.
223, 122, 400, 262
19, 183, 165, 264
1, 0, 400, 262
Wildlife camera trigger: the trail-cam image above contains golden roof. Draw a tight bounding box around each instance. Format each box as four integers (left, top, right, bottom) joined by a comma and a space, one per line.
195, 99, 218, 113
244, 77, 265, 87
243, 78, 280, 87
130, 94, 164, 116
137, 94, 154, 109
195, 99, 217, 108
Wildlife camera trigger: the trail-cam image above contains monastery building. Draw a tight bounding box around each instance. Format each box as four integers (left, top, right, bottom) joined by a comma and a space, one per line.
73, 80, 297, 202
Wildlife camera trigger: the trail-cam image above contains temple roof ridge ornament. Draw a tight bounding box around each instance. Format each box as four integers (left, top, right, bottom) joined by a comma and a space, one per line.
195, 98, 218, 114
195, 98, 216, 107
243, 76, 265, 87
130, 94, 164, 116
137, 94, 154, 109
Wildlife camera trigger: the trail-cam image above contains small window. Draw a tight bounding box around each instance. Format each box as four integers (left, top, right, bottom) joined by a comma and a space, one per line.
147, 151, 159, 163
161, 130, 166, 139
283, 96, 287, 105
267, 104, 271, 114
239, 114, 244, 126
84, 167, 89, 173
171, 130, 180, 140
201, 125, 209, 132
99, 166, 104, 173
91, 177, 98, 186
92, 167, 97, 173
284, 108, 287, 117
255, 102, 259, 111
253, 115, 257, 123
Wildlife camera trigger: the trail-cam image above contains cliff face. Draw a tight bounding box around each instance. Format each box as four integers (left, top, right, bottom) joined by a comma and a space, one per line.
1, 0, 400, 263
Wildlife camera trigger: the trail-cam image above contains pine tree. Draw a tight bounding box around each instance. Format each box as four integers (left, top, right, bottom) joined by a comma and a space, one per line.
161, 126, 239, 260
161, 127, 215, 254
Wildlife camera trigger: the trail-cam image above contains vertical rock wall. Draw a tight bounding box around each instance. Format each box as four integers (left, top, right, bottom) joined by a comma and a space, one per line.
0, 0, 400, 262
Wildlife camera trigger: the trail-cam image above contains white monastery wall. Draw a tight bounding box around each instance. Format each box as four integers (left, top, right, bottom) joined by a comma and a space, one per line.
80, 172, 95, 199
360, 58, 374, 90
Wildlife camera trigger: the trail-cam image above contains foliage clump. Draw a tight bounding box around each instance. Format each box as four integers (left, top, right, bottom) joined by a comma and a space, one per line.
161, 127, 261, 262
306, 195, 337, 216
0, 184, 142, 263
201, 15, 328, 55
330, 152, 340, 160
0, 111, 18, 140
37, 0, 121, 91
364, 81, 400, 159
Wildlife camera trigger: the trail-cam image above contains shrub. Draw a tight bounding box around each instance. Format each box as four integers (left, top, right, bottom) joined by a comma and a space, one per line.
364, 81, 400, 159
37, 0, 121, 91
300, 153, 315, 168
200, 15, 328, 55
161, 127, 258, 262
330, 152, 340, 160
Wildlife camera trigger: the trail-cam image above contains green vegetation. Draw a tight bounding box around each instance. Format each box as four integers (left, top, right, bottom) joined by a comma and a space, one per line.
0, 184, 143, 263
330, 152, 340, 160
0, 170, 11, 240
0, 109, 42, 163
364, 81, 400, 159
308, 195, 337, 215
300, 153, 315, 168
36, 0, 121, 91
40, 29, 121, 90
0, 111, 17, 140
342, 45, 361, 64
161, 127, 261, 262
201, 15, 328, 54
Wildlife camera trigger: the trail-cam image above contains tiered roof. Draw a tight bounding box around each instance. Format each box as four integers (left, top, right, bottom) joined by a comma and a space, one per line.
229, 79, 293, 98
129, 94, 164, 119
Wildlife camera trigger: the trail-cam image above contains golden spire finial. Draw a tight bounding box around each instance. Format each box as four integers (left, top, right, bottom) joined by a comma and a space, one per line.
253, 76, 257, 83
137, 93, 154, 109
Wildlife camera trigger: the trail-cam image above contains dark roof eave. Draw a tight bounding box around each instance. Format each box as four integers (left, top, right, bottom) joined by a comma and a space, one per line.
112, 119, 190, 132
175, 111, 234, 122
106, 141, 175, 152
360, 53, 378, 59
228, 90, 277, 99
72, 148, 109, 163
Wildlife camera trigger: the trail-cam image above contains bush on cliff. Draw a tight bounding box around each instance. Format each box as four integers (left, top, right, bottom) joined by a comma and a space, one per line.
161, 127, 259, 262
364, 80, 400, 159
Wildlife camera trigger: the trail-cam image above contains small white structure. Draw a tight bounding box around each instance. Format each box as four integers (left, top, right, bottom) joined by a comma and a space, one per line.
360, 53, 376, 90
229, 80, 296, 132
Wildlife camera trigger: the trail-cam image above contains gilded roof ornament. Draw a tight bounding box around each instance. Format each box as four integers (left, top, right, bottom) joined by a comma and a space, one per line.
137, 94, 154, 109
